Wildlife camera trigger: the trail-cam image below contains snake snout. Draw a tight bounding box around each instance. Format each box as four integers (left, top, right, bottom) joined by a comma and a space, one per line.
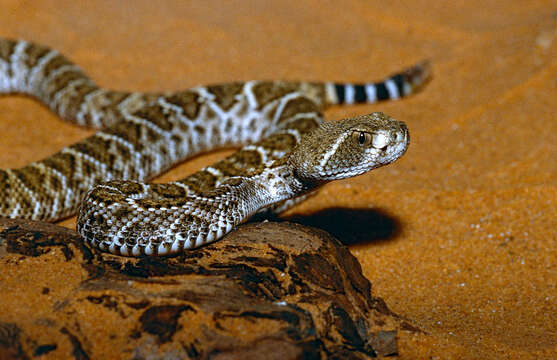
395, 121, 409, 146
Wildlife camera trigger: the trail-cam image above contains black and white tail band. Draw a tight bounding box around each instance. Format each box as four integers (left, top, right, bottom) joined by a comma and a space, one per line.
326, 60, 431, 105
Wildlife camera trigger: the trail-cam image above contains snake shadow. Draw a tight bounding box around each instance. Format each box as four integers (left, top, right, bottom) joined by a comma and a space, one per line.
258, 207, 403, 246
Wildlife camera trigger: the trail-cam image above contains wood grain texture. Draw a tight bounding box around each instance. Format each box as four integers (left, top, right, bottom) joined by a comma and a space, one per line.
0, 218, 412, 359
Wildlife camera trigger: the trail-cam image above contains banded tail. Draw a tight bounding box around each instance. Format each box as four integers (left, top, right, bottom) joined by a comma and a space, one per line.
324, 60, 431, 106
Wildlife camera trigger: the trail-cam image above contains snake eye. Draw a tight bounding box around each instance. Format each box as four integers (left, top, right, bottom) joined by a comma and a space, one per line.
352, 131, 372, 146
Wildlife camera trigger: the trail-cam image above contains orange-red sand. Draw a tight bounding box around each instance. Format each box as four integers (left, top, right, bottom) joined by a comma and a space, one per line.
1, 1, 555, 358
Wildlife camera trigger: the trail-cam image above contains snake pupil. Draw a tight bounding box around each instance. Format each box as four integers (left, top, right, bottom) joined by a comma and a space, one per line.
358, 132, 366, 145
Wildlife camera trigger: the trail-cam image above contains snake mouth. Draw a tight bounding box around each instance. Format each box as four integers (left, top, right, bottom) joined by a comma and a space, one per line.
368, 125, 409, 170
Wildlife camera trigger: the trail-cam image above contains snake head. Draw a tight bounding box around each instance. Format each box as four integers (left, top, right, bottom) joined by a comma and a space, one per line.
288, 112, 409, 182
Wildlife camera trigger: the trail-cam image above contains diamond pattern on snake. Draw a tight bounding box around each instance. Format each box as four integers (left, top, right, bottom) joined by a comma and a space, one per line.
0, 38, 430, 256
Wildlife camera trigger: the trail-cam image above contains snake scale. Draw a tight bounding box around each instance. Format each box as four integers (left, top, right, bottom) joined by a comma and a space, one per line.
0, 38, 430, 256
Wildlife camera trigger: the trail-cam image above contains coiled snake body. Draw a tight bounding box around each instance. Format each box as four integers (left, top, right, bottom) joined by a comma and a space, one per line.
0, 38, 430, 256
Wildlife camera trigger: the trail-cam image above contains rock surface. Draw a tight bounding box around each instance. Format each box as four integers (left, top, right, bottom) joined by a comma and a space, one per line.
0, 218, 415, 359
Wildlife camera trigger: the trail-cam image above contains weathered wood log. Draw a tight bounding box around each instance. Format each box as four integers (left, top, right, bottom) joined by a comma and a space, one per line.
0, 218, 417, 359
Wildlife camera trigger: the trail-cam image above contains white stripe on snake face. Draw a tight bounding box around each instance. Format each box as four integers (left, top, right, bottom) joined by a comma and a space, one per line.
318, 132, 349, 170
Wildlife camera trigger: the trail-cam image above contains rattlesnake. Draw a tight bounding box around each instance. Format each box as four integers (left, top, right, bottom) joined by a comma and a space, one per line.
0, 38, 430, 256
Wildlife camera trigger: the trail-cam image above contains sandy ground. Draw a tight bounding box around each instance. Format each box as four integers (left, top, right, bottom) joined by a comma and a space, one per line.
1, 1, 556, 358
